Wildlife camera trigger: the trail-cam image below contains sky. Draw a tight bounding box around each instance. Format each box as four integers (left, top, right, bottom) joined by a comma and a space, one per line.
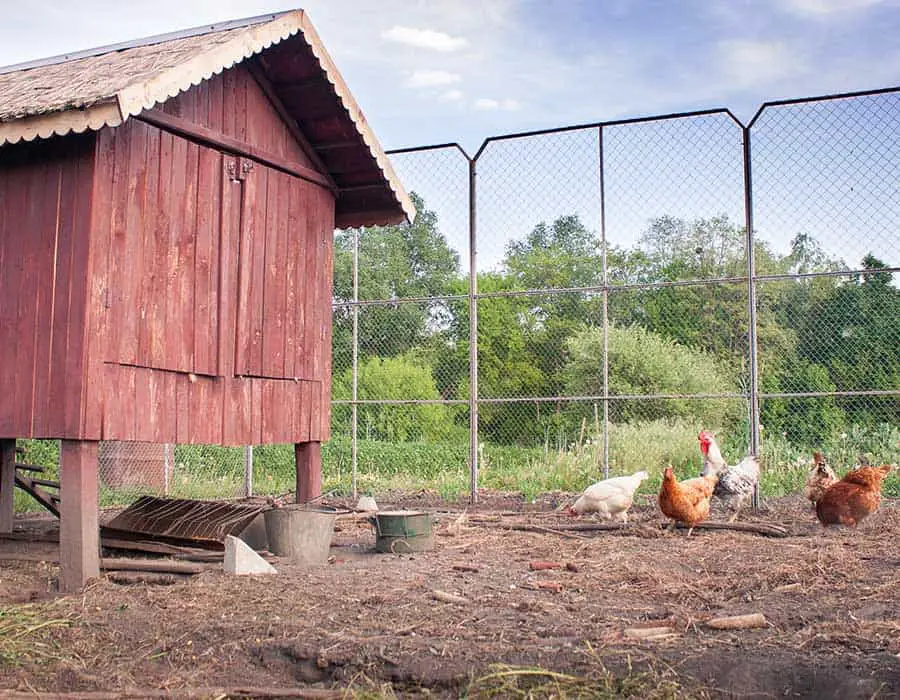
1, 0, 898, 152
0, 0, 897, 271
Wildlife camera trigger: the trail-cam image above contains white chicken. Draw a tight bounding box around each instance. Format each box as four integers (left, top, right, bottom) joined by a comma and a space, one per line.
566, 471, 649, 522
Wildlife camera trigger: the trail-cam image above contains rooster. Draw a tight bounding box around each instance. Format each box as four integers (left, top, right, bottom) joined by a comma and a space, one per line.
816, 465, 892, 527
566, 471, 648, 522
804, 451, 837, 507
658, 467, 717, 536
698, 430, 760, 522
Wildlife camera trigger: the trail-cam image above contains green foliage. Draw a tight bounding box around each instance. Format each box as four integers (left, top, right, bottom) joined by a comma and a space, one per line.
564, 324, 742, 426
332, 192, 461, 361
332, 354, 465, 443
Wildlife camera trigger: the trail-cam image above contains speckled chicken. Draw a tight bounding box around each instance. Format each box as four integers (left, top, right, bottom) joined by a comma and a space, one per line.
698, 430, 760, 522
567, 471, 648, 522
804, 451, 837, 506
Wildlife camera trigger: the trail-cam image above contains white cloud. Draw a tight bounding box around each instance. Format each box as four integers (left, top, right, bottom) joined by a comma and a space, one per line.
439, 89, 465, 102
781, 0, 886, 16
473, 97, 520, 111
718, 40, 805, 89
382, 25, 468, 52
405, 69, 462, 88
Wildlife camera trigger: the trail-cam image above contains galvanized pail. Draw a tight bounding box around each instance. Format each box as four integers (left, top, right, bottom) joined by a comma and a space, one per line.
264, 504, 337, 564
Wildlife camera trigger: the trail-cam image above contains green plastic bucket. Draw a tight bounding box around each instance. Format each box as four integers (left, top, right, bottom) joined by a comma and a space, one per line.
371, 510, 435, 553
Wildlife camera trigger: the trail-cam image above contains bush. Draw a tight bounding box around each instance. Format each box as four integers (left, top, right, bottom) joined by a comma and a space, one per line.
564, 324, 743, 428
331, 354, 465, 443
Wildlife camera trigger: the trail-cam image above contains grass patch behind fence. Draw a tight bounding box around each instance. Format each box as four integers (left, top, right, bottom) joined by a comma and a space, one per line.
12, 420, 899, 512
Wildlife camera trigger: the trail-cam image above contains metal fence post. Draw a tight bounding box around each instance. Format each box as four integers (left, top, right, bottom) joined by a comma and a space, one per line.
351, 225, 360, 499
243, 445, 253, 498
598, 125, 610, 479
468, 156, 479, 503
741, 123, 762, 508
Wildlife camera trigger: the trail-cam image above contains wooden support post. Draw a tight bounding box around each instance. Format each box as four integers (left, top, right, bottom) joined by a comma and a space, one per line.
0, 440, 15, 533
295, 441, 322, 504
59, 440, 100, 592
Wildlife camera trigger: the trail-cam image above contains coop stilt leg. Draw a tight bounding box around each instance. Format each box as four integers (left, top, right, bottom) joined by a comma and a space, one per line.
59, 440, 100, 592
295, 441, 322, 504
0, 440, 15, 533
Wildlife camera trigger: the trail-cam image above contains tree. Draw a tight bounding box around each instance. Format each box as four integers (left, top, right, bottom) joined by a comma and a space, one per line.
797, 254, 899, 425
332, 192, 461, 360
564, 324, 742, 427
331, 353, 464, 443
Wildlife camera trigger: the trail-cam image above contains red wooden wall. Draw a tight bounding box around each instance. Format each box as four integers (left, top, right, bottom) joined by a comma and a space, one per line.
0, 63, 335, 446
0, 135, 95, 439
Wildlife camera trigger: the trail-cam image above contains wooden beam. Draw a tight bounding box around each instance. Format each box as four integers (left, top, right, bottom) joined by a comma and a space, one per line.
335, 208, 408, 229
134, 109, 337, 195
0, 440, 15, 533
310, 140, 361, 152
59, 440, 100, 592
244, 61, 338, 192
295, 441, 322, 504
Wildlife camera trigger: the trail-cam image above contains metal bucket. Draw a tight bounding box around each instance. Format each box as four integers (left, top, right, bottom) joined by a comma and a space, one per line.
371, 510, 435, 553
263, 505, 337, 564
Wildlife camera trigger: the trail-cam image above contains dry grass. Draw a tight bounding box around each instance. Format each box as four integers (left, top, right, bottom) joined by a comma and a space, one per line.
0, 600, 78, 666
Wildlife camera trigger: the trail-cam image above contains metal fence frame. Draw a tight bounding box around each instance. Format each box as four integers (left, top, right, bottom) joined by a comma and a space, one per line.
335, 86, 900, 504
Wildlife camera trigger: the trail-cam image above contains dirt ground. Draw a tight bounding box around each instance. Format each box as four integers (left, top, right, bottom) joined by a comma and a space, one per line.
1, 491, 899, 699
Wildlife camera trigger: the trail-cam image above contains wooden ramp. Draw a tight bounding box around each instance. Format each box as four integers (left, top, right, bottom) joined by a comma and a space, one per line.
13, 447, 60, 517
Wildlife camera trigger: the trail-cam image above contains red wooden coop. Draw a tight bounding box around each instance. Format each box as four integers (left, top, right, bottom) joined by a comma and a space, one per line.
0, 10, 413, 591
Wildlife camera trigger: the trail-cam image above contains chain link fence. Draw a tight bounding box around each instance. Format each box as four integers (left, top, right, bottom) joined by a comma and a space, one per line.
339, 86, 900, 503
14, 87, 898, 513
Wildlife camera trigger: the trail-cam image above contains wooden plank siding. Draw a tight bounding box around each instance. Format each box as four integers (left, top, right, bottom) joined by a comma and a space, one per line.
1, 64, 336, 446
162, 64, 318, 174
0, 135, 96, 439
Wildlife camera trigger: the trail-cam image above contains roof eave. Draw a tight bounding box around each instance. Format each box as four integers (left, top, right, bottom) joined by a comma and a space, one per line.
0, 100, 122, 145
296, 14, 416, 226
0, 9, 415, 226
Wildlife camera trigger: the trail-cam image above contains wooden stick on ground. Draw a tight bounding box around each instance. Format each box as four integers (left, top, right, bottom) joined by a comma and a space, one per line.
100, 557, 217, 575
476, 522, 592, 540
431, 589, 471, 605
706, 613, 768, 630
673, 522, 790, 538
106, 571, 187, 585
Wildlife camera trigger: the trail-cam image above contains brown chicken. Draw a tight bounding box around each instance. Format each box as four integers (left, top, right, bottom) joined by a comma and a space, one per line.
815, 465, 892, 527
804, 451, 837, 506
658, 467, 717, 536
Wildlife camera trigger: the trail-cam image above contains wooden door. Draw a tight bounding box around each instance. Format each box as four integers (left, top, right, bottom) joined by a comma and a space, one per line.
105, 123, 228, 378
233, 161, 331, 381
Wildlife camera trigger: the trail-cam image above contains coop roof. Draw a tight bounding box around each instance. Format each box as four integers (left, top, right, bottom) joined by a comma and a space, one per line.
0, 9, 413, 227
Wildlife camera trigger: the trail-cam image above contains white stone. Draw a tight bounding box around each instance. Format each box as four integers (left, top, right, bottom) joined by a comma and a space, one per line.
224, 535, 277, 575
356, 495, 378, 512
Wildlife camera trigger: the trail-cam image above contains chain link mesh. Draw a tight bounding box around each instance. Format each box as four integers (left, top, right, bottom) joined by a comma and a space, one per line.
13, 90, 897, 513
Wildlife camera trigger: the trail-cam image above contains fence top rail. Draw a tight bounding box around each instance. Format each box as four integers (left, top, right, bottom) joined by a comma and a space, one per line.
384, 84, 900, 161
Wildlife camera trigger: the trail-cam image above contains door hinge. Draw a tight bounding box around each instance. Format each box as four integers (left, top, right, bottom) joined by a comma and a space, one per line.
227, 157, 253, 182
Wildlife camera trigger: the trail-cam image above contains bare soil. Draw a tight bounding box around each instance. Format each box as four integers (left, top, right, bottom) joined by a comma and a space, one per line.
1, 492, 899, 699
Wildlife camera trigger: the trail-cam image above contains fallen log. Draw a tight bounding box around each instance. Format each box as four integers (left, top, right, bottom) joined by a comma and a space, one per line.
100, 557, 218, 575
706, 613, 768, 630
